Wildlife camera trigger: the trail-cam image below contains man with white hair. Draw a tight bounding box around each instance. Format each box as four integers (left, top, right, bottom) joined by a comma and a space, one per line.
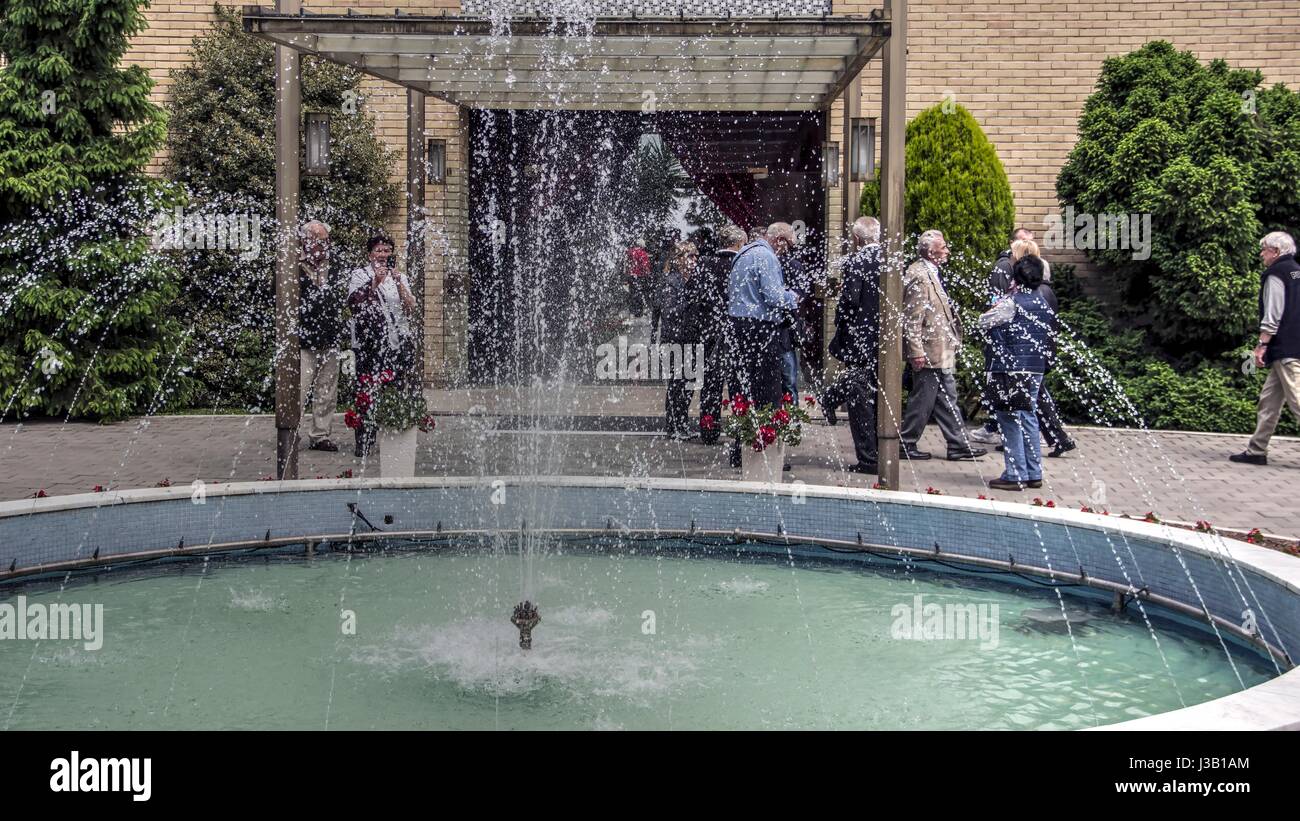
822, 216, 883, 472
298, 220, 344, 452
899, 229, 987, 461
1231, 230, 1300, 465
725, 220, 800, 466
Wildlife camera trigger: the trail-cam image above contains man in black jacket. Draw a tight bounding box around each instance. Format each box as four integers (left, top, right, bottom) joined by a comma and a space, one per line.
823, 217, 883, 472
697, 225, 746, 444
298, 220, 345, 452
1232, 231, 1300, 465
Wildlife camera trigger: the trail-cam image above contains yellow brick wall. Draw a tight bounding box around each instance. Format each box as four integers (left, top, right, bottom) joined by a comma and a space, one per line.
838, 0, 1300, 275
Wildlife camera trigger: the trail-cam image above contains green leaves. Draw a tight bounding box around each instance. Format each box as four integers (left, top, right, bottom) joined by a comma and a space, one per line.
1057, 40, 1300, 356
859, 102, 1015, 314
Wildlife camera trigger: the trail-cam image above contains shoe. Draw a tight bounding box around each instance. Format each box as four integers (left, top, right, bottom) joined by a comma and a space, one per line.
967, 427, 1000, 445
308, 439, 338, 452
846, 461, 878, 474
988, 478, 1025, 491
823, 401, 838, 426
947, 447, 987, 461
699, 433, 719, 446
1047, 441, 1076, 458
1229, 451, 1267, 466
729, 445, 742, 468
995, 444, 1005, 452
1027, 479, 1043, 488
901, 446, 932, 460
782, 463, 792, 472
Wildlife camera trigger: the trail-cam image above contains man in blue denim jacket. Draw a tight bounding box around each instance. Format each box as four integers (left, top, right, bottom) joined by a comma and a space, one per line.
726, 229, 799, 411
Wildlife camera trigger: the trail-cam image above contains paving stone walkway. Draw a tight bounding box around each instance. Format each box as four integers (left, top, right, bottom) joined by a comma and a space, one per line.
2, 384, 1297, 537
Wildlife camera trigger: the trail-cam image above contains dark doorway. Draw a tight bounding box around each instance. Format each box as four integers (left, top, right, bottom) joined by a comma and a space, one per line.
466, 109, 826, 385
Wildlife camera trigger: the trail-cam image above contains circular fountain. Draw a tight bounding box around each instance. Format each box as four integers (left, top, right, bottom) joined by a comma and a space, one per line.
1, 477, 1295, 730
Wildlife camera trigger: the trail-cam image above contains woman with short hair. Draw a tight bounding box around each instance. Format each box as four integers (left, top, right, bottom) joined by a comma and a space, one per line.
347, 232, 418, 457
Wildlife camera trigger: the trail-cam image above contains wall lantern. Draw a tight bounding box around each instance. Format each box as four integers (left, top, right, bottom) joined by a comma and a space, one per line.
304, 112, 331, 176
822, 141, 840, 188
850, 117, 876, 182
427, 138, 447, 184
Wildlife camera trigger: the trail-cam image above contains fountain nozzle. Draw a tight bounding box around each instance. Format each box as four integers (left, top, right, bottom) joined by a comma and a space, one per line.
511, 600, 541, 650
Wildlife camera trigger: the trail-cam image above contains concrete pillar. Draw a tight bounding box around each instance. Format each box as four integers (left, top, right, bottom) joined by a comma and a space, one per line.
876, 0, 906, 490
273, 0, 302, 480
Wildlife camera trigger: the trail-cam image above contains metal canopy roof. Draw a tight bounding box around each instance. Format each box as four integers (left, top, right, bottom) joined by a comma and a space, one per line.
241, 8, 888, 111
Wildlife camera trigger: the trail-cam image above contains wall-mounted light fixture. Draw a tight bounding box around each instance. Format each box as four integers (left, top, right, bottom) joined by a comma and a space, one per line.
850, 117, 876, 182
426, 138, 447, 184
822, 141, 840, 188
304, 112, 331, 176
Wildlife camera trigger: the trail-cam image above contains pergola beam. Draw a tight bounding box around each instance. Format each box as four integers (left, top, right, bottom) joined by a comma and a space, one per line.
241, 8, 885, 111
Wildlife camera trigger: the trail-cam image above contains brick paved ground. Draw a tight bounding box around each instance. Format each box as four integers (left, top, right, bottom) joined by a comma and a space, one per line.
2, 386, 1297, 536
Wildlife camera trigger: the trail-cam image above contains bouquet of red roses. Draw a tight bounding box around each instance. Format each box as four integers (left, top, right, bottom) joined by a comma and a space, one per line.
345, 370, 436, 433
721, 392, 813, 451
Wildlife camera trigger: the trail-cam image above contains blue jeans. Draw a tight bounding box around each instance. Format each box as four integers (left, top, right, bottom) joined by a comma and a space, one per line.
995, 373, 1043, 482
781, 348, 798, 397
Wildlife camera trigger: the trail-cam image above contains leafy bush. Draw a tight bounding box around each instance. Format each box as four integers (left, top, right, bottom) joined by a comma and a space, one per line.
0, 0, 190, 421
861, 102, 1015, 311
163, 5, 399, 410
1057, 40, 1300, 355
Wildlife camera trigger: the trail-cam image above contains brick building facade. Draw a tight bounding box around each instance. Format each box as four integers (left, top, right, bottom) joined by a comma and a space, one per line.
125, 2, 1300, 383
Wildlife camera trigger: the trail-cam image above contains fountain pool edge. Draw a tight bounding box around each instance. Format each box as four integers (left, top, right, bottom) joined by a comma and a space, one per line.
2, 476, 1298, 731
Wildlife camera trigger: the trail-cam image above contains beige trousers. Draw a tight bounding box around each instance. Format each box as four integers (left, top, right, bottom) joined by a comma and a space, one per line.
300, 348, 340, 444
1247, 358, 1300, 455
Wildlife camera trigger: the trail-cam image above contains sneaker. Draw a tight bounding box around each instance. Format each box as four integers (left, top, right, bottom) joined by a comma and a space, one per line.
967, 427, 1000, 445
1047, 441, 1076, 458
1229, 451, 1268, 466
308, 439, 339, 452
988, 478, 1025, 491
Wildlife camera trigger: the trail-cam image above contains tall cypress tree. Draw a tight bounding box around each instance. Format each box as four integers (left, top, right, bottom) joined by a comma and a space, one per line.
0, 0, 186, 420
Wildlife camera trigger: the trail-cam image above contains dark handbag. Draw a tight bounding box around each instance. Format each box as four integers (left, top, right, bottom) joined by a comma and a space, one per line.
988, 372, 1037, 413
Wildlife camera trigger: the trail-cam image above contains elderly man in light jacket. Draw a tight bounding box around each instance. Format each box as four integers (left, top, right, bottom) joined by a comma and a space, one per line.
899, 230, 986, 461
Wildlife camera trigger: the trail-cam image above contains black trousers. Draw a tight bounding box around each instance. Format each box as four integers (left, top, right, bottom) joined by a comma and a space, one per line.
1036, 383, 1072, 448
828, 363, 878, 466
665, 377, 693, 435
726, 317, 784, 410
699, 332, 726, 442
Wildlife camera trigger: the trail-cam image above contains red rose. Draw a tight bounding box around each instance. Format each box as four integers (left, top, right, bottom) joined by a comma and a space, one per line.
759, 425, 777, 445
344, 409, 362, 430
803, 395, 816, 407
358, 373, 372, 386
418, 414, 437, 433
782, 392, 793, 405
380, 369, 395, 383
700, 414, 715, 430
354, 391, 372, 411
773, 408, 791, 427
731, 395, 749, 414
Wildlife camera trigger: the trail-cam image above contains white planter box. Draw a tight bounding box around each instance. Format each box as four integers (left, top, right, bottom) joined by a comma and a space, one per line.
379, 427, 418, 478
740, 440, 786, 484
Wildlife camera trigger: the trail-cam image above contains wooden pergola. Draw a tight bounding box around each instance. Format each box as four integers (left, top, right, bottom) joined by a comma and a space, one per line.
243, 1, 908, 488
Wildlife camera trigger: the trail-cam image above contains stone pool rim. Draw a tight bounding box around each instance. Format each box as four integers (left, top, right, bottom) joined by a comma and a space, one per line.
2, 475, 1298, 731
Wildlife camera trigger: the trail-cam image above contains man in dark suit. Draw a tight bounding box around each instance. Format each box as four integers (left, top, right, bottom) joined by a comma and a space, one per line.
823, 217, 884, 473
